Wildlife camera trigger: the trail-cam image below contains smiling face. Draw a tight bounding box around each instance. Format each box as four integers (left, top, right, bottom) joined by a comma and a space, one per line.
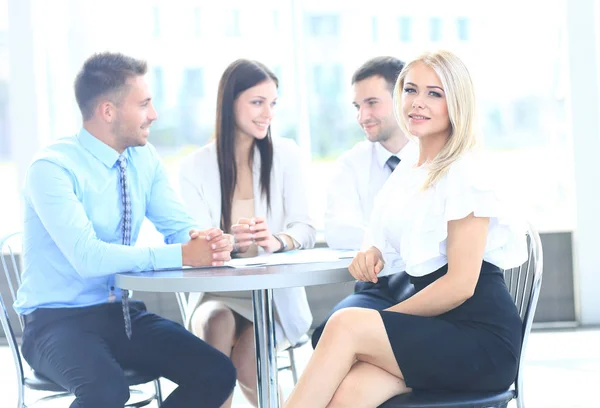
352, 75, 399, 143
111, 75, 158, 149
401, 62, 451, 142
233, 79, 278, 141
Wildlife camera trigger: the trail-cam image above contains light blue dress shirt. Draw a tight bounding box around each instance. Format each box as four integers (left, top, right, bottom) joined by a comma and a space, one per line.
14, 129, 198, 315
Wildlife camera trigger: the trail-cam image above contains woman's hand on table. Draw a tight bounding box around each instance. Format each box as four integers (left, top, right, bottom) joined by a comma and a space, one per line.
349, 246, 385, 283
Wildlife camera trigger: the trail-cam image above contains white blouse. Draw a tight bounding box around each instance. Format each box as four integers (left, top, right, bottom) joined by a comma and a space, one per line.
368, 150, 528, 277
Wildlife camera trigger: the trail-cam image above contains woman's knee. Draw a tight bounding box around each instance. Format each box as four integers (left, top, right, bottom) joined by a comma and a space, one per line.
323, 307, 370, 341
191, 302, 236, 338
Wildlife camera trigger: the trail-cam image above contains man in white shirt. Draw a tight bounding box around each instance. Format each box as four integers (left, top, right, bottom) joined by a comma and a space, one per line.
312, 56, 416, 347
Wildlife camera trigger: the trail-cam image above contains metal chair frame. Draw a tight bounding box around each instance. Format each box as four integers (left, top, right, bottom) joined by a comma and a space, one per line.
503, 222, 544, 408
0, 232, 163, 408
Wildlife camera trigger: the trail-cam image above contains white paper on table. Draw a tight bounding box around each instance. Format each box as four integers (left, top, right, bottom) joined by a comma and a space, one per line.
227, 248, 358, 268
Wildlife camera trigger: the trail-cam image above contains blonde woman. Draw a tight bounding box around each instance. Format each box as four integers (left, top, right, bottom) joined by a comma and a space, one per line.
285, 50, 528, 407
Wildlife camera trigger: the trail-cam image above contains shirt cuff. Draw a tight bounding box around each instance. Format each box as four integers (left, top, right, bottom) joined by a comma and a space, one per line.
152, 244, 183, 270
280, 232, 301, 250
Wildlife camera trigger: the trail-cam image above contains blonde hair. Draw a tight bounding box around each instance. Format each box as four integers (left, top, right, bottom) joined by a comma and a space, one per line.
393, 50, 478, 189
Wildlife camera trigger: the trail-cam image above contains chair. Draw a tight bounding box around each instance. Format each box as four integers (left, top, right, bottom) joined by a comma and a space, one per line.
175, 291, 306, 384
0, 232, 163, 408
379, 222, 544, 408
277, 334, 309, 384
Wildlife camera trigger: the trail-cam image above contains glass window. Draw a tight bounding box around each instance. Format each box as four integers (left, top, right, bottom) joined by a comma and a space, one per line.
272, 65, 283, 95
430, 17, 443, 41
307, 15, 340, 37
0, 5, 8, 155
152, 6, 161, 37
177, 68, 205, 146
311, 64, 344, 99
273, 10, 280, 33
309, 64, 356, 158
182, 68, 204, 99
151, 67, 165, 107
193, 7, 202, 37
372, 16, 378, 42
3, 0, 575, 236
457, 17, 469, 41
398, 16, 412, 42
225, 10, 241, 37
0, 0, 17, 237
0, 81, 8, 158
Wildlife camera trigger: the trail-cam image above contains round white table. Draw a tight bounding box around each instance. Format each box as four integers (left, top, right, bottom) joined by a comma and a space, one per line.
116, 257, 354, 408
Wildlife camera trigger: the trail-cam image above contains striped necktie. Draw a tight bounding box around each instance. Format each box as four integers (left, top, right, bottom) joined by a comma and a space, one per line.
118, 155, 133, 339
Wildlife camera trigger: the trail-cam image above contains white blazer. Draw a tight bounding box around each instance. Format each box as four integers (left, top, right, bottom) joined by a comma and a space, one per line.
178, 137, 316, 345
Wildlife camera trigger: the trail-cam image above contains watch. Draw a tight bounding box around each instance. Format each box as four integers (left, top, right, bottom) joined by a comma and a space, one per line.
272, 234, 288, 253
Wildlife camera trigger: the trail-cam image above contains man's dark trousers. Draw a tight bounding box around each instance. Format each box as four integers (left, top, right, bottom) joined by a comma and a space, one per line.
21, 300, 236, 408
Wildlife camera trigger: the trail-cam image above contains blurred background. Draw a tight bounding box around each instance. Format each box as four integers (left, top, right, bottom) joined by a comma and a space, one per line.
0, 0, 576, 232
1, 0, 600, 406
2, 0, 600, 324
3, 0, 595, 324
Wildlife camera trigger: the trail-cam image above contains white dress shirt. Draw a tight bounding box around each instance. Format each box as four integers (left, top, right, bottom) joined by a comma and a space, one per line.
324, 140, 419, 250
178, 137, 316, 346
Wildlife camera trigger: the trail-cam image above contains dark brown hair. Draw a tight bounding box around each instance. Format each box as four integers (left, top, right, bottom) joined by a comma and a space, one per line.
215, 59, 278, 232
351, 56, 405, 92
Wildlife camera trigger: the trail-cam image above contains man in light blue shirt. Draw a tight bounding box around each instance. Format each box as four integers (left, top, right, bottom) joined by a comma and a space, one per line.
14, 52, 236, 408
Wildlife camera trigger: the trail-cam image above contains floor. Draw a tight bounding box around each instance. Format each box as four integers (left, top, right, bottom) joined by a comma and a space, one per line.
0, 327, 598, 407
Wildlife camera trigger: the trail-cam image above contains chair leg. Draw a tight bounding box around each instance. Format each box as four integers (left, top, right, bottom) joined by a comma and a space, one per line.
18, 380, 25, 408
288, 348, 299, 385
516, 392, 524, 408
124, 389, 156, 408
153, 378, 163, 407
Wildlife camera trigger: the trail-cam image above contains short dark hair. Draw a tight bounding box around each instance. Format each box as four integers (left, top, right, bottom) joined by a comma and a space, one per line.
351, 56, 405, 92
74, 52, 147, 120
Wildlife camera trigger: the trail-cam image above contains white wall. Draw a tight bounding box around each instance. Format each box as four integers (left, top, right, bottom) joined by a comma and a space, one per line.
566, 0, 600, 325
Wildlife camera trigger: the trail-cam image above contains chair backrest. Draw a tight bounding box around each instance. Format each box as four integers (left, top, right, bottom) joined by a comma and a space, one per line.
1, 231, 24, 330
502, 222, 543, 405
0, 231, 26, 391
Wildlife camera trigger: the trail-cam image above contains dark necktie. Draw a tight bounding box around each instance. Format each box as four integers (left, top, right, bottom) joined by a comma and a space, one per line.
386, 155, 401, 173
118, 155, 133, 339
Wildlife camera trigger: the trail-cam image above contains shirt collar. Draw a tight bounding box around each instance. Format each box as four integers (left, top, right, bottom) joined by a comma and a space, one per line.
77, 128, 129, 168
374, 140, 418, 169
374, 142, 395, 169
